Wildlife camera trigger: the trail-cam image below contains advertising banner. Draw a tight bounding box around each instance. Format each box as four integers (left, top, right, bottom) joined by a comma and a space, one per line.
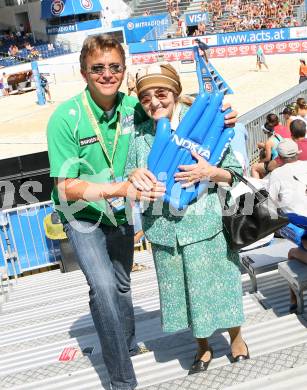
129, 27, 303, 55
41, 0, 102, 19
289, 26, 307, 40
185, 12, 209, 26
132, 40, 306, 64
46, 19, 102, 35
132, 50, 194, 65
217, 28, 290, 46
128, 36, 217, 54
112, 14, 169, 44
158, 35, 217, 50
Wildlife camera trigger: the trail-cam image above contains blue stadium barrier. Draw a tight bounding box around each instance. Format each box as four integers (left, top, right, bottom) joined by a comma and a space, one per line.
0, 202, 61, 276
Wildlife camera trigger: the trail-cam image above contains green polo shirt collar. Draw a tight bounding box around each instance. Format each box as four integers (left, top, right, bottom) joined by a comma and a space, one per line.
85, 87, 123, 124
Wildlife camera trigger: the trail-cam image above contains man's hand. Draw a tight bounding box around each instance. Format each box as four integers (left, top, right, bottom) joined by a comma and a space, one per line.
222, 102, 238, 127
128, 168, 157, 191
174, 151, 217, 188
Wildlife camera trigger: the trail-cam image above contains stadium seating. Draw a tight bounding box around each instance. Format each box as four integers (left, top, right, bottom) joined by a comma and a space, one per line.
0, 34, 71, 68
131, 0, 305, 38
189, 0, 305, 33
133, 0, 192, 17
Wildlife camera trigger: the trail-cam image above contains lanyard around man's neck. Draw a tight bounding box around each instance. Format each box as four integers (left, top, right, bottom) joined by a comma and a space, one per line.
82, 91, 121, 178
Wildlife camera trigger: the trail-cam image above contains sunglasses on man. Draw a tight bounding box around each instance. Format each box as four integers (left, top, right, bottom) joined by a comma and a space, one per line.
89, 63, 125, 75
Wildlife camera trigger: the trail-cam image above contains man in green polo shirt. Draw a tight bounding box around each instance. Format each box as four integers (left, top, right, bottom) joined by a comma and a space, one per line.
47, 35, 165, 390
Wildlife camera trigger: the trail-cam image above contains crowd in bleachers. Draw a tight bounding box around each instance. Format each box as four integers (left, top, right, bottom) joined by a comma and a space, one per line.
174, 0, 304, 37
167, 0, 181, 22
219, 0, 302, 33
251, 97, 307, 179
251, 98, 307, 184
0, 30, 71, 68
247, 98, 307, 311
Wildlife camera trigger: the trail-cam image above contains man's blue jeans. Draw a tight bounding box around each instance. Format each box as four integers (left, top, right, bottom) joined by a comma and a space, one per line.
64, 220, 137, 390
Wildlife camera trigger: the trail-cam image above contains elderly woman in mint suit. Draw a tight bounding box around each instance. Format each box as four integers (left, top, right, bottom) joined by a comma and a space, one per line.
125, 63, 249, 374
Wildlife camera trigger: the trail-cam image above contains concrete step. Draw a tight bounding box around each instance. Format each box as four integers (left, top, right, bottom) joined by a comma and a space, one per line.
1, 314, 306, 389
1, 246, 307, 389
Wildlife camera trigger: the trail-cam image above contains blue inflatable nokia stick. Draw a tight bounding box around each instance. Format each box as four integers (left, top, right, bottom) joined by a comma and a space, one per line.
147, 44, 235, 210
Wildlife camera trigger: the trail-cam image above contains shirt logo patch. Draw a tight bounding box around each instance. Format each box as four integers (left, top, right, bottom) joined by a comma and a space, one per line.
69, 109, 76, 116
122, 114, 134, 127
121, 127, 133, 135
79, 136, 99, 146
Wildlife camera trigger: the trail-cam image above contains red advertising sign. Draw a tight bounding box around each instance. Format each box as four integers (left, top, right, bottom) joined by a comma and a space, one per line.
58, 347, 81, 361
132, 40, 305, 64
132, 50, 194, 64
301, 41, 307, 51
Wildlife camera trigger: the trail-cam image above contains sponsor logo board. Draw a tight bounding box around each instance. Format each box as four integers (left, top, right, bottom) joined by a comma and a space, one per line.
158, 35, 217, 51
132, 40, 304, 64
81, 0, 93, 10
51, 0, 64, 16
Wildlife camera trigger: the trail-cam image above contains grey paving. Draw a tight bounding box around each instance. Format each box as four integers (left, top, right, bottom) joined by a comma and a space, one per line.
1, 248, 307, 389
143, 342, 307, 390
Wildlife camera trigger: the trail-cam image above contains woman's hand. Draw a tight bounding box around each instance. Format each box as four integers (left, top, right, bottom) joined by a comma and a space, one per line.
126, 181, 166, 202
222, 102, 238, 127
128, 168, 158, 191
174, 151, 217, 188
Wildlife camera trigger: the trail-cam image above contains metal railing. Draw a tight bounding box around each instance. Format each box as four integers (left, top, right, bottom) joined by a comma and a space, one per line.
239, 80, 307, 164
0, 201, 60, 279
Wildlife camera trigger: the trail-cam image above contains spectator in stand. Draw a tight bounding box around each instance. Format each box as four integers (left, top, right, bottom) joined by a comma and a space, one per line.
7, 45, 13, 56
198, 22, 206, 35
181, 17, 187, 37
267, 139, 307, 314
251, 114, 283, 178
143, 9, 151, 16
280, 105, 295, 130
267, 119, 307, 172
289, 119, 307, 159
193, 28, 201, 36
201, 1, 208, 12
19, 23, 25, 37
25, 41, 34, 51
298, 59, 307, 84
8, 44, 18, 57
269, 112, 291, 138
47, 43, 54, 51
290, 98, 307, 129
170, 5, 179, 22
29, 47, 40, 60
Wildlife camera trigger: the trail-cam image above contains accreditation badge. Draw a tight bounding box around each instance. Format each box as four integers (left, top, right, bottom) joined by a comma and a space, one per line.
106, 177, 125, 213
107, 196, 125, 213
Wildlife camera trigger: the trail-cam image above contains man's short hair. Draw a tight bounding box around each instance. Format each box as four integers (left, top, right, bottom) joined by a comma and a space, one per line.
290, 119, 306, 139
80, 34, 126, 72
